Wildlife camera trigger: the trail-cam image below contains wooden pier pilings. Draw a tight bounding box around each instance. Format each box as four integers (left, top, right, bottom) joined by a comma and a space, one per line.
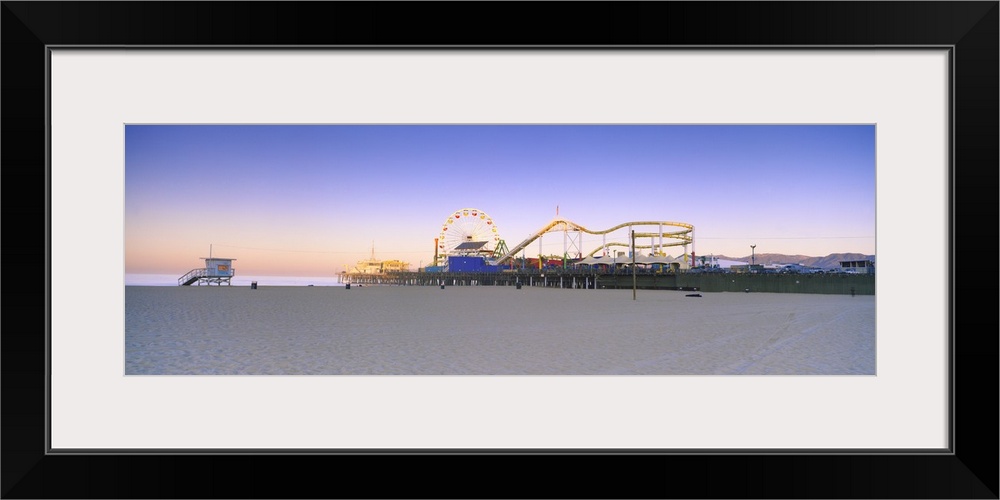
339, 270, 875, 295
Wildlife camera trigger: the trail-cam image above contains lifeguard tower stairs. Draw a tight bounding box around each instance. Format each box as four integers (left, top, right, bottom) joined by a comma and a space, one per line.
178, 257, 237, 286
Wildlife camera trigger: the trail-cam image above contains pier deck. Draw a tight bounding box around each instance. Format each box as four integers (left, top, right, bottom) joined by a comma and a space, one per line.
339, 270, 875, 295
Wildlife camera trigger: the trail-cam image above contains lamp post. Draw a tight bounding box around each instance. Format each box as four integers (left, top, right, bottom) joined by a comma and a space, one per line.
632, 230, 637, 300
750, 244, 756, 267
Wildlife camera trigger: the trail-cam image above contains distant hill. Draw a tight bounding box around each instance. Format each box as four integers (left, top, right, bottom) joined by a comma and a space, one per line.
707, 253, 874, 269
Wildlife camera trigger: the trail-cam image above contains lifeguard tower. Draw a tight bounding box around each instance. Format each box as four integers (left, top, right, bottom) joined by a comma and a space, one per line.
178, 256, 237, 286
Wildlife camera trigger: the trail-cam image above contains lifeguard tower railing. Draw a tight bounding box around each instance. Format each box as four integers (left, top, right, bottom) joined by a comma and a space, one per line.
178, 268, 207, 286
178, 268, 235, 286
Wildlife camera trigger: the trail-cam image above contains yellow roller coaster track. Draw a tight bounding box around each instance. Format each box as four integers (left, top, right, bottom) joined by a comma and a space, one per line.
496, 218, 694, 264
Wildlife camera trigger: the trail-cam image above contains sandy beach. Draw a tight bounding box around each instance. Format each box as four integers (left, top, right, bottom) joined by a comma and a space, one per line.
124, 285, 875, 375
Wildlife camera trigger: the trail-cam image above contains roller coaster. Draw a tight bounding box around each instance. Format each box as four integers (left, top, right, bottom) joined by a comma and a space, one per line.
495, 217, 695, 265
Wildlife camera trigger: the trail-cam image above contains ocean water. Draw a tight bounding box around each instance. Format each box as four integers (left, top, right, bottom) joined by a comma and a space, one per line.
126, 274, 345, 287
124, 285, 876, 376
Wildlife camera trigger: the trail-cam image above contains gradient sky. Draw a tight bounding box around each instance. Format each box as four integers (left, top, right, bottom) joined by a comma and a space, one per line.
125, 125, 875, 276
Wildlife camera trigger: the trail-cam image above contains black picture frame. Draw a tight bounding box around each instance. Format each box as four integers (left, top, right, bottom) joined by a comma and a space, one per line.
3, 2, 997, 498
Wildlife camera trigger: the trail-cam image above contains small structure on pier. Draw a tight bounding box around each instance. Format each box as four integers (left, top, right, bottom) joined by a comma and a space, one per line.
838, 259, 875, 274
350, 243, 410, 274
178, 256, 237, 286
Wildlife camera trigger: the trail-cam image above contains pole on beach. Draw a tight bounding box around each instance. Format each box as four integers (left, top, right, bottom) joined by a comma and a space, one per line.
631, 230, 637, 300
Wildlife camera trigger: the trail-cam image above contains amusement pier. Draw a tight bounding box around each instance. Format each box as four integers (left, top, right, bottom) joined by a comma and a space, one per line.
336, 207, 875, 296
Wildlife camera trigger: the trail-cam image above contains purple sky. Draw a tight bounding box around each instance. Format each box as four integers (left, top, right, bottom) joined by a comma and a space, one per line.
125, 124, 875, 276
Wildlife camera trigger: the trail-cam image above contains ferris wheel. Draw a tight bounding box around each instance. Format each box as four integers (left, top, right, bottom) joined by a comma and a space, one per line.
438, 208, 501, 258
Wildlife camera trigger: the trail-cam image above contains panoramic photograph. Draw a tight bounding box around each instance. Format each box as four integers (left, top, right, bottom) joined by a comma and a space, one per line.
124, 124, 876, 375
